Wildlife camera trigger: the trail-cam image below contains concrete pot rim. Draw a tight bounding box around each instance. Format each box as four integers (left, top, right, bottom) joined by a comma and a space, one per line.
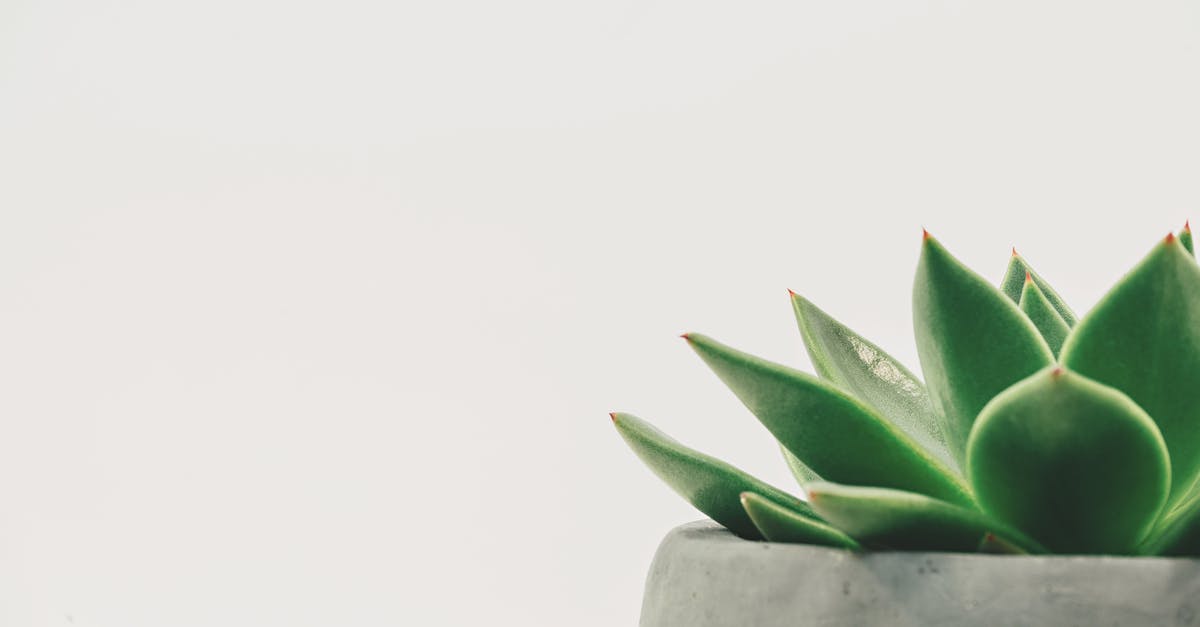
638, 520, 1200, 627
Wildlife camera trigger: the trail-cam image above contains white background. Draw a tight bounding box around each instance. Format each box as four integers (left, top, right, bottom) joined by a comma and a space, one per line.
1, 1, 1198, 625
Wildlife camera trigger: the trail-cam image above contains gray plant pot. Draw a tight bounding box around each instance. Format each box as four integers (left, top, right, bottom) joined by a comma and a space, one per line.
640, 521, 1200, 627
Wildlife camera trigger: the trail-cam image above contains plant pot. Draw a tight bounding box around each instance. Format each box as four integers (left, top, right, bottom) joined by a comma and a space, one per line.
640, 521, 1200, 627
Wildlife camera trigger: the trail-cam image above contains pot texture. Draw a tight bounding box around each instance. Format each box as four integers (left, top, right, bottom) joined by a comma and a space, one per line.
640, 521, 1200, 627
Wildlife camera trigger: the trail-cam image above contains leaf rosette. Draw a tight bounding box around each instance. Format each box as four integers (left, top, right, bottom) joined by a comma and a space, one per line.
612, 223, 1200, 555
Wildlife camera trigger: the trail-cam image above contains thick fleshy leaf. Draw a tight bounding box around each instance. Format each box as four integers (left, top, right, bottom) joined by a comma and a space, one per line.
1018, 276, 1070, 356
1182, 222, 1195, 257
611, 412, 819, 539
1000, 251, 1078, 325
739, 492, 860, 549
805, 482, 1045, 553
913, 234, 1054, 466
1139, 492, 1200, 556
790, 293, 956, 471
1060, 235, 1200, 507
684, 333, 973, 507
967, 367, 1170, 554
1137, 487, 1200, 552
780, 445, 821, 485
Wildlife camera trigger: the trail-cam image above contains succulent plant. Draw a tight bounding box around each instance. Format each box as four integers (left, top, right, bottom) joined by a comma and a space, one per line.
612, 223, 1200, 556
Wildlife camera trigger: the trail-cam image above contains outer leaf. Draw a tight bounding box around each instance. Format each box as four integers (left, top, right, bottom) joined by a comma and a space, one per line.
780, 445, 821, 485
913, 234, 1054, 466
611, 412, 819, 540
1000, 251, 1078, 325
1060, 235, 1200, 507
805, 482, 1045, 553
1139, 492, 1200, 556
739, 492, 860, 549
1018, 275, 1070, 356
1181, 221, 1195, 257
967, 367, 1170, 554
790, 293, 956, 471
684, 333, 973, 508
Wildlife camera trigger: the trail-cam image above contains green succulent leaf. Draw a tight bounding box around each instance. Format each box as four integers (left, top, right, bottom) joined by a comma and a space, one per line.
913, 234, 1055, 466
967, 367, 1170, 554
1181, 222, 1195, 257
790, 293, 956, 472
1139, 491, 1200, 556
610, 412, 820, 540
739, 491, 860, 549
684, 333, 973, 508
1059, 235, 1200, 507
1018, 276, 1070, 356
805, 482, 1045, 553
1000, 251, 1078, 326
780, 444, 821, 485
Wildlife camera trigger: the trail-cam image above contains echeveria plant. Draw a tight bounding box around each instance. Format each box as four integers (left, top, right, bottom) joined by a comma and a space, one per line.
612, 224, 1200, 555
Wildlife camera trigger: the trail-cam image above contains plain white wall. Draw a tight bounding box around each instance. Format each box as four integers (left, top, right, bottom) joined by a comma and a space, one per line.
1, 0, 1198, 625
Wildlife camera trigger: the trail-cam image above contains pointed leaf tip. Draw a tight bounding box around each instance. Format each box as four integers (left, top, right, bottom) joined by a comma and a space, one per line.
1180, 223, 1195, 257
611, 412, 819, 540
1166, 232, 1176, 244
968, 367, 1169, 553
609, 412, 617, 422
1019, 280, 1070, 356
916, 237, 1054, 465
1012, 246, 1018, 257
787, 288, 797, 297
680, 332, 691, 340
922, 228, 930, 241
1001, 252, 1078, 326
790, 293, 957, 472
1060, 237, 1200, 507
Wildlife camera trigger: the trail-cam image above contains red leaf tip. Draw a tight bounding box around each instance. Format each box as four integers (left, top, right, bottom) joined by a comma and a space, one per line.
1011, 246, 1018, 257
787, 288, 798, 297
1186, 220, 1192, 233
1166, 232, 1177, 244
1024, 270, 1032, 284
609, 412, 618, 423
922, 228, 930, 241
680, 332, 692, 341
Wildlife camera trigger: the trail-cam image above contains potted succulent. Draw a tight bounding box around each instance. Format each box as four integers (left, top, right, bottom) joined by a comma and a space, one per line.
612, 225, 1200, 626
